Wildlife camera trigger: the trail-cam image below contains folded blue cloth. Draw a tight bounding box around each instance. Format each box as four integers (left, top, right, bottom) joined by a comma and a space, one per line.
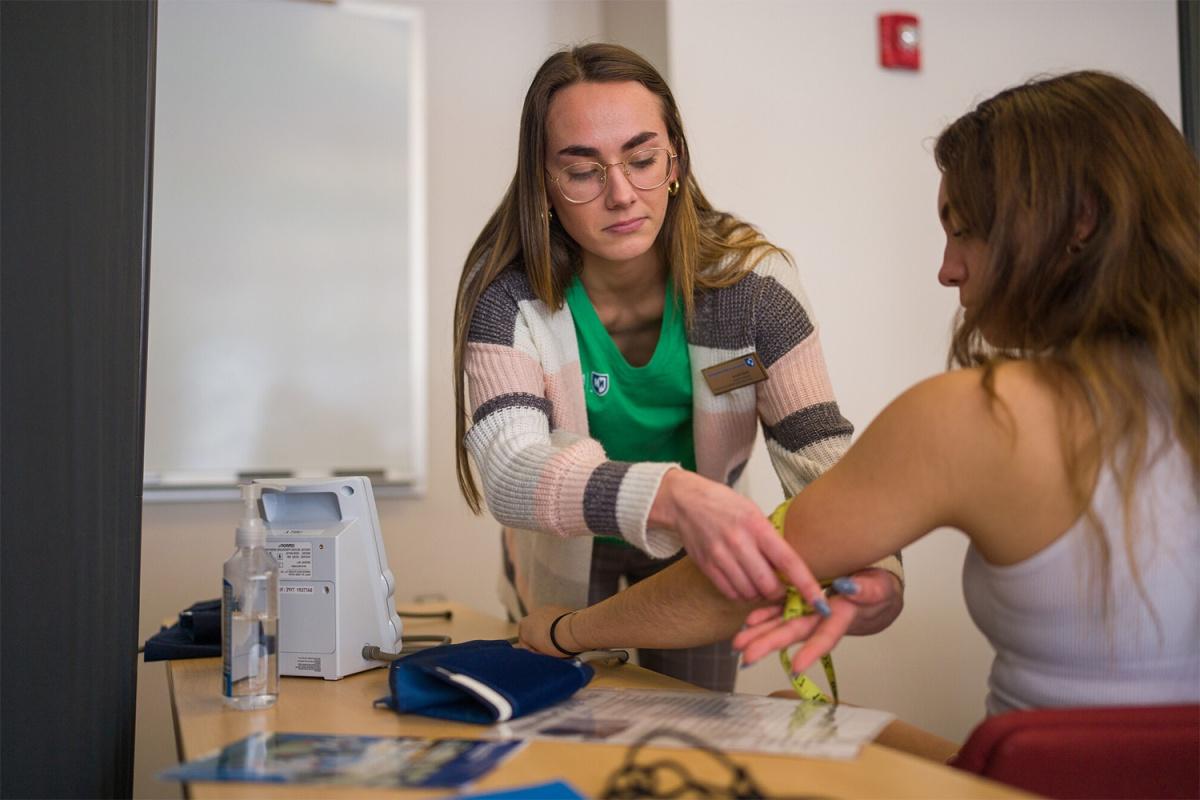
376, 639, 593, 724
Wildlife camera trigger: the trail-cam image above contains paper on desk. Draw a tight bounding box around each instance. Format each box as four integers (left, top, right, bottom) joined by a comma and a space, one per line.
483, 688, 894, 760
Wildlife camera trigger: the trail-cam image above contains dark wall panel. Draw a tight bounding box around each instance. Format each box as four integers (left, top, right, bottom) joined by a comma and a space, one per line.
1181, 0, 1200, 157
1, 1, 155, 797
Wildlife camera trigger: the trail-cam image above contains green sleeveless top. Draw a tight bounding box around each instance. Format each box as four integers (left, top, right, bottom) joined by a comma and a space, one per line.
565, 275, 696, 547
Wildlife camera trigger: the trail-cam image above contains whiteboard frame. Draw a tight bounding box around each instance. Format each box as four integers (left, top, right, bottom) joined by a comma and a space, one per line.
143, 0, 427, 503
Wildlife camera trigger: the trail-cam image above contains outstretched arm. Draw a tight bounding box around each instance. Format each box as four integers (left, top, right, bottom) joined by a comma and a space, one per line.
520, 371, 999, 668
519, 556, 756, 655
737, 363, 1075, 671
519, 560, 901, 667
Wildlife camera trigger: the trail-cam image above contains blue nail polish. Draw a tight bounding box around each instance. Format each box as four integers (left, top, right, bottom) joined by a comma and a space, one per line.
832, 577, 860, 596
814, 598, 832, 618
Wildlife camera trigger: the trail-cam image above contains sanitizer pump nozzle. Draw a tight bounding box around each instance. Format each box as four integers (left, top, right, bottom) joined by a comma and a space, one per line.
236, 482, 280, 548
222, 481, 286, 710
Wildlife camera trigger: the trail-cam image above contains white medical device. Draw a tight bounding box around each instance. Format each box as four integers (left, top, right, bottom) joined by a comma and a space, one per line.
257, 477, 403, 680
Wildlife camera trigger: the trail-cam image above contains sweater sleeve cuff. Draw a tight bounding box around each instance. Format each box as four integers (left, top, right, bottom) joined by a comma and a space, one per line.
615, 462, 683, 559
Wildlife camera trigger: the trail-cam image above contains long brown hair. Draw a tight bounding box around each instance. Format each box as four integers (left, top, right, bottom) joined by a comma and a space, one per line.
452, 43, 782, 512
935, 71, 1199, 614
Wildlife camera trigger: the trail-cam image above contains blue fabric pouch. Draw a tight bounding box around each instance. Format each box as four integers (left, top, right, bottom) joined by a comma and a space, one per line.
143, 598, 222, 662
375, 639, 593, 724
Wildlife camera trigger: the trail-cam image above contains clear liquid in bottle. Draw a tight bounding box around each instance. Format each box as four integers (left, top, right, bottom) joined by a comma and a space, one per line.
222, 547, 279, 710
223, 608, 279, 709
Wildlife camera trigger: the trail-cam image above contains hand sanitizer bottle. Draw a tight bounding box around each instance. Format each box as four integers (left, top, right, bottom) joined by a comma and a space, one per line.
222, 482, 281, 709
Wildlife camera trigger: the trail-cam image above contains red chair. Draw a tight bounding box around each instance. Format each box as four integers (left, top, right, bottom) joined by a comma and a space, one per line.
951, 704, 1200, 799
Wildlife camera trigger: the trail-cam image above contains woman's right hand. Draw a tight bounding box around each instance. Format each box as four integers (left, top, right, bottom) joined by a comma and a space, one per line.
648, 468, 827, 607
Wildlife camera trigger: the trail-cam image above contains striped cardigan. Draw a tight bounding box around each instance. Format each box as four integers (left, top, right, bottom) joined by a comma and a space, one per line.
464, 251, 897, 619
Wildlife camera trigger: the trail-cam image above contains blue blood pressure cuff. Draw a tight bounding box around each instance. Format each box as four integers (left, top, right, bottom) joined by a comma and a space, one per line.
375, 639, 593, 724
143, 598, 222, 662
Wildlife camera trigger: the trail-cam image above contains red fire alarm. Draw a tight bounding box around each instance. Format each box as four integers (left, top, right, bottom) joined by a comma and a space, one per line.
879, 13, 920, 71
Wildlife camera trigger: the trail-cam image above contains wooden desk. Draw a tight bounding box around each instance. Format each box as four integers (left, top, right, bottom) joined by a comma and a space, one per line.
168, 603, 1027, 798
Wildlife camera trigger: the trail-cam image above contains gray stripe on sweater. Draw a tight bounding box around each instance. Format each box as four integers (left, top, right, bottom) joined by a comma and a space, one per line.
468, 269, 538, 346
763, 402, 853, 451
690, 271, 813, 367
472, 392, 552, 425
583, 461, 632, 535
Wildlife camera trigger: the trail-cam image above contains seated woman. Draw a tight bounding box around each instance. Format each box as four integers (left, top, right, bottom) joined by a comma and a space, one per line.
519, 70, 1199, 757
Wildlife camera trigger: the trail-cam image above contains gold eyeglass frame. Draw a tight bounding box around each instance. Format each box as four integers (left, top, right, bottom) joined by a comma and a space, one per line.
546, 148, 679, 204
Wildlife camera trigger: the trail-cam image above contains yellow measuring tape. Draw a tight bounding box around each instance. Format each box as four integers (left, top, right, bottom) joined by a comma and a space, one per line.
768, 498, 838, 705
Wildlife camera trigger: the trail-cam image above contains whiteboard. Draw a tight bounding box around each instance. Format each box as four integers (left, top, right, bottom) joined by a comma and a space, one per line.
145, 0, 425, 498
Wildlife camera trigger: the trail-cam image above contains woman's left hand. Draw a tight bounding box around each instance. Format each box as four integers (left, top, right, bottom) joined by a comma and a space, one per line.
732, 568, 901, 673
517, 604, 576, 657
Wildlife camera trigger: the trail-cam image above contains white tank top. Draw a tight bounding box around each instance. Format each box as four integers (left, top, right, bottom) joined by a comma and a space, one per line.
962, 429, 1200, 716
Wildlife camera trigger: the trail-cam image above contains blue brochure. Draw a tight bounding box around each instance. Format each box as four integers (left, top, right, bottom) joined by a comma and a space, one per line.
160, 732, 525, 789
456, 778, 588, 799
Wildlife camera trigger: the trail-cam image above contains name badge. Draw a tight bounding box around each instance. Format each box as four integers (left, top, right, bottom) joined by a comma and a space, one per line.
701, 351, 768, 396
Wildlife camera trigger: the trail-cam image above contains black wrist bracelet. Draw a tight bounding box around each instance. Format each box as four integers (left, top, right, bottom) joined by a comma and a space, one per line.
548, 611, 581, 657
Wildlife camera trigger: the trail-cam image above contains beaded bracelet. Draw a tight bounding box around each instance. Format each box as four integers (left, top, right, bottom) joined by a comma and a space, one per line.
548, 611, 581, 657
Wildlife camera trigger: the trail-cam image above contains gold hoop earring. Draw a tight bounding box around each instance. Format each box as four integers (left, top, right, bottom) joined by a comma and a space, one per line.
668, 180, 681, 197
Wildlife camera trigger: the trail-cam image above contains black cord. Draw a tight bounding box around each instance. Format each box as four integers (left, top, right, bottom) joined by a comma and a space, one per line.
600, 728, 827, 800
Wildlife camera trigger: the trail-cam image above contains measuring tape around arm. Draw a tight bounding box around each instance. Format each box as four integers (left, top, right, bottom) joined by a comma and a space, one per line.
768, 498, 839, 705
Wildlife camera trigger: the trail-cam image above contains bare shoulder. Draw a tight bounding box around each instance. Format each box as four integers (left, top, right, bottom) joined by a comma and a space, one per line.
804, 361, 1086, 563
874, 361, 1071, 494
887, 362, 1082, 553
889, 361, 1062, 435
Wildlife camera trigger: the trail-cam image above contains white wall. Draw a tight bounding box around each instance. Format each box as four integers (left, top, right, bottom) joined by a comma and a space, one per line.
602, 0, 669, 78
136, 2, 1181, 796
667, 0, 1181, 741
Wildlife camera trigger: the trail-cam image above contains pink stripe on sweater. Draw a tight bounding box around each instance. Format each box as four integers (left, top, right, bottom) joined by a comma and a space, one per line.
532, 436, 605, 535
693, 407, 758, 483
544, 363, 587, 434
466, 342, 544, 412
757, 333, 837, 427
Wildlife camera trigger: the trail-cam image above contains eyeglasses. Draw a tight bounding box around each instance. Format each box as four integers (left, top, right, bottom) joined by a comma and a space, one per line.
547, 147, 678, 204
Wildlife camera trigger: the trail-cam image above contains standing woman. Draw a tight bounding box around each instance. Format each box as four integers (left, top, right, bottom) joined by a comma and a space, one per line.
452, 44, 903, 691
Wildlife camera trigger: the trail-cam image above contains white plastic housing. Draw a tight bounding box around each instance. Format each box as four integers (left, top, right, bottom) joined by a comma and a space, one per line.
257, 477, 403, 680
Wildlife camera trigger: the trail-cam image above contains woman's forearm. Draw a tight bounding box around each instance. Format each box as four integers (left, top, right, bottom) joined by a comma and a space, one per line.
522, 550, 905, 658
550, 554, 905, 654
562, 557, 759, 652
